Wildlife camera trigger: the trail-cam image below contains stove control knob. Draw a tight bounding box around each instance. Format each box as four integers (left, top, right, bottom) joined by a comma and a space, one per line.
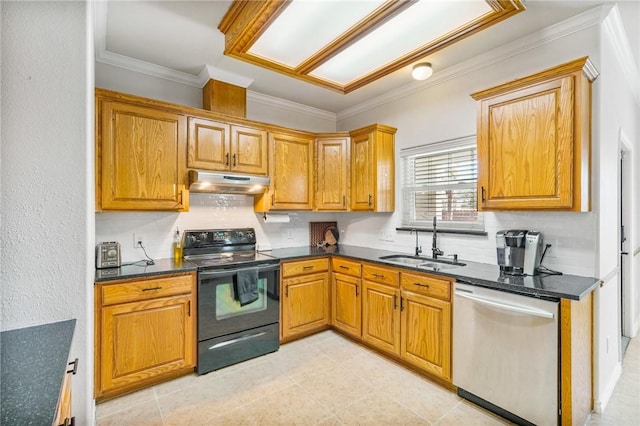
187, 235, 197, 244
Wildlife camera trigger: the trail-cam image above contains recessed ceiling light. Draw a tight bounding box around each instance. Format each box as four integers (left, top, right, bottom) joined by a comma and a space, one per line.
412, 63, 433, 80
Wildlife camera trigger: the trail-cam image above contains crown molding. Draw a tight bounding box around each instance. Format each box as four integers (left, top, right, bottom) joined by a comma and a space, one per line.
247, 91, 337, 121
601, 5, 640, 106
337, 5, 608, 120
198, 65, 254, 88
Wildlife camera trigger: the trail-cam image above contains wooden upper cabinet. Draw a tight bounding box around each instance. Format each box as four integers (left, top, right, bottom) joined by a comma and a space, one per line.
349, 124, 396, 212
472, 57, 598, 211
187, 117, 230, 170
187, 117, 267, 175
97, 95, 188, 211
255, 131, 314, 211
231, 125, 268, 175
315, 135, 349, 211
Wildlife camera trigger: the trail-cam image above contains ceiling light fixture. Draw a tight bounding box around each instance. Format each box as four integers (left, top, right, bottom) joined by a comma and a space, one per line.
412, 62, 433, 80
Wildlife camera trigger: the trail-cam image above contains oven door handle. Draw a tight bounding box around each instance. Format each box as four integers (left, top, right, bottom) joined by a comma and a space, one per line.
198, 263, 280, 278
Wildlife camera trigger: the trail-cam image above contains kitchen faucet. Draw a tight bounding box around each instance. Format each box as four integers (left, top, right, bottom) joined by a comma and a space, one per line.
409, 229, 422, 256
432, 216, 444, 259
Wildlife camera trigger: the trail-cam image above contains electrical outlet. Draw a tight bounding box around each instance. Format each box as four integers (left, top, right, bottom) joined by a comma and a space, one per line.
287, 229, 295, 239
133, 233, 146, 248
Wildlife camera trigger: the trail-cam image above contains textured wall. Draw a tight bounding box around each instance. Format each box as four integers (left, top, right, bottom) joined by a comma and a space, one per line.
1, 1, 93, 423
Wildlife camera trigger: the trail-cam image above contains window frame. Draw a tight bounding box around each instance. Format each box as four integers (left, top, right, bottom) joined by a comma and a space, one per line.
400, 135, 485, 233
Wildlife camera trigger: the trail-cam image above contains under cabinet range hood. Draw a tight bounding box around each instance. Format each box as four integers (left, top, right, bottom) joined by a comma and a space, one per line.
188, 170, 270, 194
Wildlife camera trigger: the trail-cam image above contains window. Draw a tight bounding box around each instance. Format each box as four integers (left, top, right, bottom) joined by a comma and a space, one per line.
401, 135, 483, 231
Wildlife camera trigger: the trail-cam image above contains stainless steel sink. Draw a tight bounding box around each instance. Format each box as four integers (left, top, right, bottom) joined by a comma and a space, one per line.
378, 255, 429, 265
418, 262, 462, 270
378, 254, 466, 267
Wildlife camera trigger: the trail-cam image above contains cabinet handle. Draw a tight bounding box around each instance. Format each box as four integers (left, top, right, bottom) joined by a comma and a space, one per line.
233, 153, 237, 167
393, 294, 398, 309
415, 283, 430, 288
188, 300, 191, 317
481, 186, 486, 203
142, 286, 162, 292
343, 195, 346, 207
372, 273, 384, 278
339, 265, 349, 270
400, 297, 405, 311
303, 266, 314, 270
355, 285, 359, 296
271, 193, 275, 206
285, 285, 289, 297
368, 194, 372, 206
67, 358, 79, 375
225, 152, 230, 166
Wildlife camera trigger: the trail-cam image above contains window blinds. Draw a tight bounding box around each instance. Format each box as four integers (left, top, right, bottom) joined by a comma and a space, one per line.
401, 138, 482, 230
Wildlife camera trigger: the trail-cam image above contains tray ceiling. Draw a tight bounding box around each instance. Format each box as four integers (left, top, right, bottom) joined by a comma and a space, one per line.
218, 0, 526, 94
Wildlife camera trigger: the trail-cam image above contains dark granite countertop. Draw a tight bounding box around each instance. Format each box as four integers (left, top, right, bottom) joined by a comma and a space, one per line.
95, 257, 198, 283
262, 245, 599, 301
1, 319, 76, 425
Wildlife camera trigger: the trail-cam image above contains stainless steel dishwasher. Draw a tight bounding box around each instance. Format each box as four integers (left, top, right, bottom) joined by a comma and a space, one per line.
453, 282, 559, 426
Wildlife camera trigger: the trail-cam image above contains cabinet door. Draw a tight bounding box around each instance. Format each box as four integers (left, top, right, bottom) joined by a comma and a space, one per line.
99, 294, 195, 394
100, 101, 187, 210
231, 125, 268, 175
350, 131, 374, 211
332, 272, 361, 337
362, 280, 400, 355
400, 291, 451, 381
187, 116, 230, 171
477, 76, 575, 210
282, 272, 329, 339
316, 137, 349, 211
265, 132, 314, 210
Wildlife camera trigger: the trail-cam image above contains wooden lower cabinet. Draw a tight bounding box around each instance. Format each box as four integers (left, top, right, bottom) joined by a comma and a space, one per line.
400, 290, 451, 381
54, 359, 76, 426
359, 264, 452, 383
362, 280, 401, 355
332, 272, 361, 338
95, 273, 196, 399
281, 258, 330, 340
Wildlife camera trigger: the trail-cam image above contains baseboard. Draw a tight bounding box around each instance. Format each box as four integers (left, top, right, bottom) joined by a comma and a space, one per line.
594, 362, 623, 413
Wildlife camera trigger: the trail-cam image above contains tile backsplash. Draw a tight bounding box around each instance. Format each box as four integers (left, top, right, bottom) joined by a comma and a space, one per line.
96, 194, 597, 277
95, 194, 338, 263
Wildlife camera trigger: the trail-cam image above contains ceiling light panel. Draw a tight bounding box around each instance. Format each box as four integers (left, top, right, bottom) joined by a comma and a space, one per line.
248, 0, 386, 68
310, 0, 493, 84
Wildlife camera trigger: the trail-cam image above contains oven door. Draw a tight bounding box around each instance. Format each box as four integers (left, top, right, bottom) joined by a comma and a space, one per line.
197, 262, 280, 341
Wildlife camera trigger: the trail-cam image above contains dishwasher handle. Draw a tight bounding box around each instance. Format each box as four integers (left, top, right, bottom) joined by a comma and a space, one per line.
454, 289, 555, 319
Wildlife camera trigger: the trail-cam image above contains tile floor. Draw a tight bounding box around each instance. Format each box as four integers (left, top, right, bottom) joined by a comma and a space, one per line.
96, 331, 639, 425
587, 333, 640, 426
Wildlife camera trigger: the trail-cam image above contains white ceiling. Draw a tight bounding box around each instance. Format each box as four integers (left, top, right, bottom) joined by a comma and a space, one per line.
98, 1, 640, 114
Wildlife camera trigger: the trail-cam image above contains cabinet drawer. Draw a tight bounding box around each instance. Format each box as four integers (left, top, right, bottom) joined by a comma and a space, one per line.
401, 272, 451, 301
332, 258, 361, 277
282, 258, 329, 278
101, 274, 194, 306
362, 264, 399, 287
